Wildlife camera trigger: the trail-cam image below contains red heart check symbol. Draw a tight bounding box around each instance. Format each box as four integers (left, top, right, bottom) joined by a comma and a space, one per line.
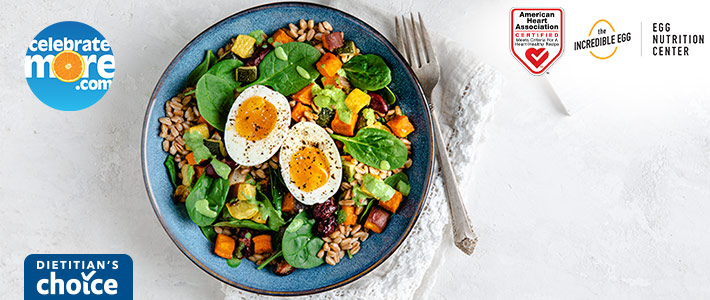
525, 48, 549, 68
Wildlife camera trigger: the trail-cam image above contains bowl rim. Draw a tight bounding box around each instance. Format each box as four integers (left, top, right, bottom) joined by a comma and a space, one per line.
141, 1, 435, 296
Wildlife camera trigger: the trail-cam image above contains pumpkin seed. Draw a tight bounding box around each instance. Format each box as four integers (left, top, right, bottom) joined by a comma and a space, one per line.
296, 66, 310, 79
274, 46, 288, 61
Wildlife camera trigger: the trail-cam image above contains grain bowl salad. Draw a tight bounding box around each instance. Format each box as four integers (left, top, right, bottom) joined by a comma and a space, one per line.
159, 19, 416, 275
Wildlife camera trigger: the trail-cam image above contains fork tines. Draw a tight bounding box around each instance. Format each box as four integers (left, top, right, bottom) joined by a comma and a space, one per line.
395, 12, 436, 68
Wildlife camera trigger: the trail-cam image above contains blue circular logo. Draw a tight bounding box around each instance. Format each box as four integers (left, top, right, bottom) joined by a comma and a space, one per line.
25, 21, 114, 111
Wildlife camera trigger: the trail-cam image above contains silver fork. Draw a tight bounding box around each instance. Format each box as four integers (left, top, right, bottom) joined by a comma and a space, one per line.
396, 13, 478, 255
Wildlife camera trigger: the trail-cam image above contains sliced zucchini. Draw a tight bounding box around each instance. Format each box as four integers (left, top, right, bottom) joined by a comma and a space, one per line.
203, 139, 227, 157
237, 66, 257, 83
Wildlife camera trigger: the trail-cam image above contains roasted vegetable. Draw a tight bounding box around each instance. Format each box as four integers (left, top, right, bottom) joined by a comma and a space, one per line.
322, 32, 344, 51
316, 53, 342, 77
341, 156, 357, 181
271, 28, 295, 45
237, 66, 258, 83
274, 259, 296, 276
344, 88, 371, 114
231, 34, 257, 59
341, 205, 357, 225
331, 111, 357, 136
236, 182, 257, 201
379, 190, 402, 214
335, 40, 356, 55
188, 123, 210, 139
315, 107, 336, 127
387, 115, 415, 138
282, 192, 296, 214
203, 139, 227, 157
253, 234, 273, 254
292, 83, 315, 105
214, 234, 236, 259
364, 206, 390, 233
291, 102, 312, 122
227, 200, 259, 220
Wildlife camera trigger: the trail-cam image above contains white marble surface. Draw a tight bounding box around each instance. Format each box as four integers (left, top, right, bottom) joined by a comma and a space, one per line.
2, 0, 710, 299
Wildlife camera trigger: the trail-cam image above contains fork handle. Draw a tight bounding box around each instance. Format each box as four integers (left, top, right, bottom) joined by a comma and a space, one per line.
430, 107, 478, 255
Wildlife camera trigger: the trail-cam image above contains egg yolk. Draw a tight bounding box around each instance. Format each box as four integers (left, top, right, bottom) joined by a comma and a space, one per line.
235, 96, 277, 141
289, 146, 330, 192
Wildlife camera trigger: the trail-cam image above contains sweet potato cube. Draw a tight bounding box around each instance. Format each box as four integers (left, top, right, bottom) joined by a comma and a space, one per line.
342, 206, 357, 226
379, 190, 402, 214
322, 32, 344, 51
271, 29, 294, 45
292, 83, 315, 105
214, 234, 236, 259
291, 103, 312, 122
282, 193, 296, 214
316, 53, 342, 77
331, 111, 357, 136
321, 75, 345, 89
252, 234, 273, 254
386, 115, 415, 138
364, 206, 390, 234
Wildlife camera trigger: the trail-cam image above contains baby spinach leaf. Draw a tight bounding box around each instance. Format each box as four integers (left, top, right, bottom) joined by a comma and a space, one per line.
185, 174, 214, 225
362, 174, 396, 201
206, 59, 243, 89
384, 172, 408, 187
186, 175, 229, 226
397, 181, 410, 196
226, 257, 242, 268
213, 219, 275, 231
164, 155, 178, 188
183, 131, 213, 163
200, 225, 217, 242
385, 172, 410, 196
196, 74, 235, 131
239, 42, 321, 95
342, 54, 391, 91
282, 212, 324, 269
187, 50, 217, 87
257, 190, 286, 231
330, 128, 407, 170
377, 86, 396, 105
269, 167, 284, 213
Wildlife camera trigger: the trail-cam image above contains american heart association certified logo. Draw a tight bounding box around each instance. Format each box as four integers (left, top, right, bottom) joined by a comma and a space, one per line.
511, 8, 564, 74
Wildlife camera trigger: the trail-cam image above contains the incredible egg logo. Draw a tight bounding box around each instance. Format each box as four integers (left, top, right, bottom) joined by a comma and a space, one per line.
25, 21, 114, 111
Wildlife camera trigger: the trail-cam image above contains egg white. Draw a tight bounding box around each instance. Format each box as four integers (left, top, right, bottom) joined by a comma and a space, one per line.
224, 85, 291, 166
279, 121, 342, 205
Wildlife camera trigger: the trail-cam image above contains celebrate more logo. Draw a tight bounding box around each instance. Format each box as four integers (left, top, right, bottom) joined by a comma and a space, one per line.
24, 254, 133, 299
25, 21, 114, 111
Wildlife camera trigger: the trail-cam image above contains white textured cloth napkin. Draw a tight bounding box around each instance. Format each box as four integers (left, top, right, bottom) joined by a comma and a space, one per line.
224, 1, 501, 299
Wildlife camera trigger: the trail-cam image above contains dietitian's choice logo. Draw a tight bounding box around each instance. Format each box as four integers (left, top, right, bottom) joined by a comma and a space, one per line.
25, 21, 114, 111
511, 8, 564, 74
24, 254, 132, 299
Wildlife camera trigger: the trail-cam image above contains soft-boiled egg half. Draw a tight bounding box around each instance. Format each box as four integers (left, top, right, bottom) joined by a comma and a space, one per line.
224, 85, 291, 166
280, 121, 342, 205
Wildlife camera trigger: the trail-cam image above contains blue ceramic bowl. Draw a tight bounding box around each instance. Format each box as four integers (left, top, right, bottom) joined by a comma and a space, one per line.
142, 2, 434, 296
